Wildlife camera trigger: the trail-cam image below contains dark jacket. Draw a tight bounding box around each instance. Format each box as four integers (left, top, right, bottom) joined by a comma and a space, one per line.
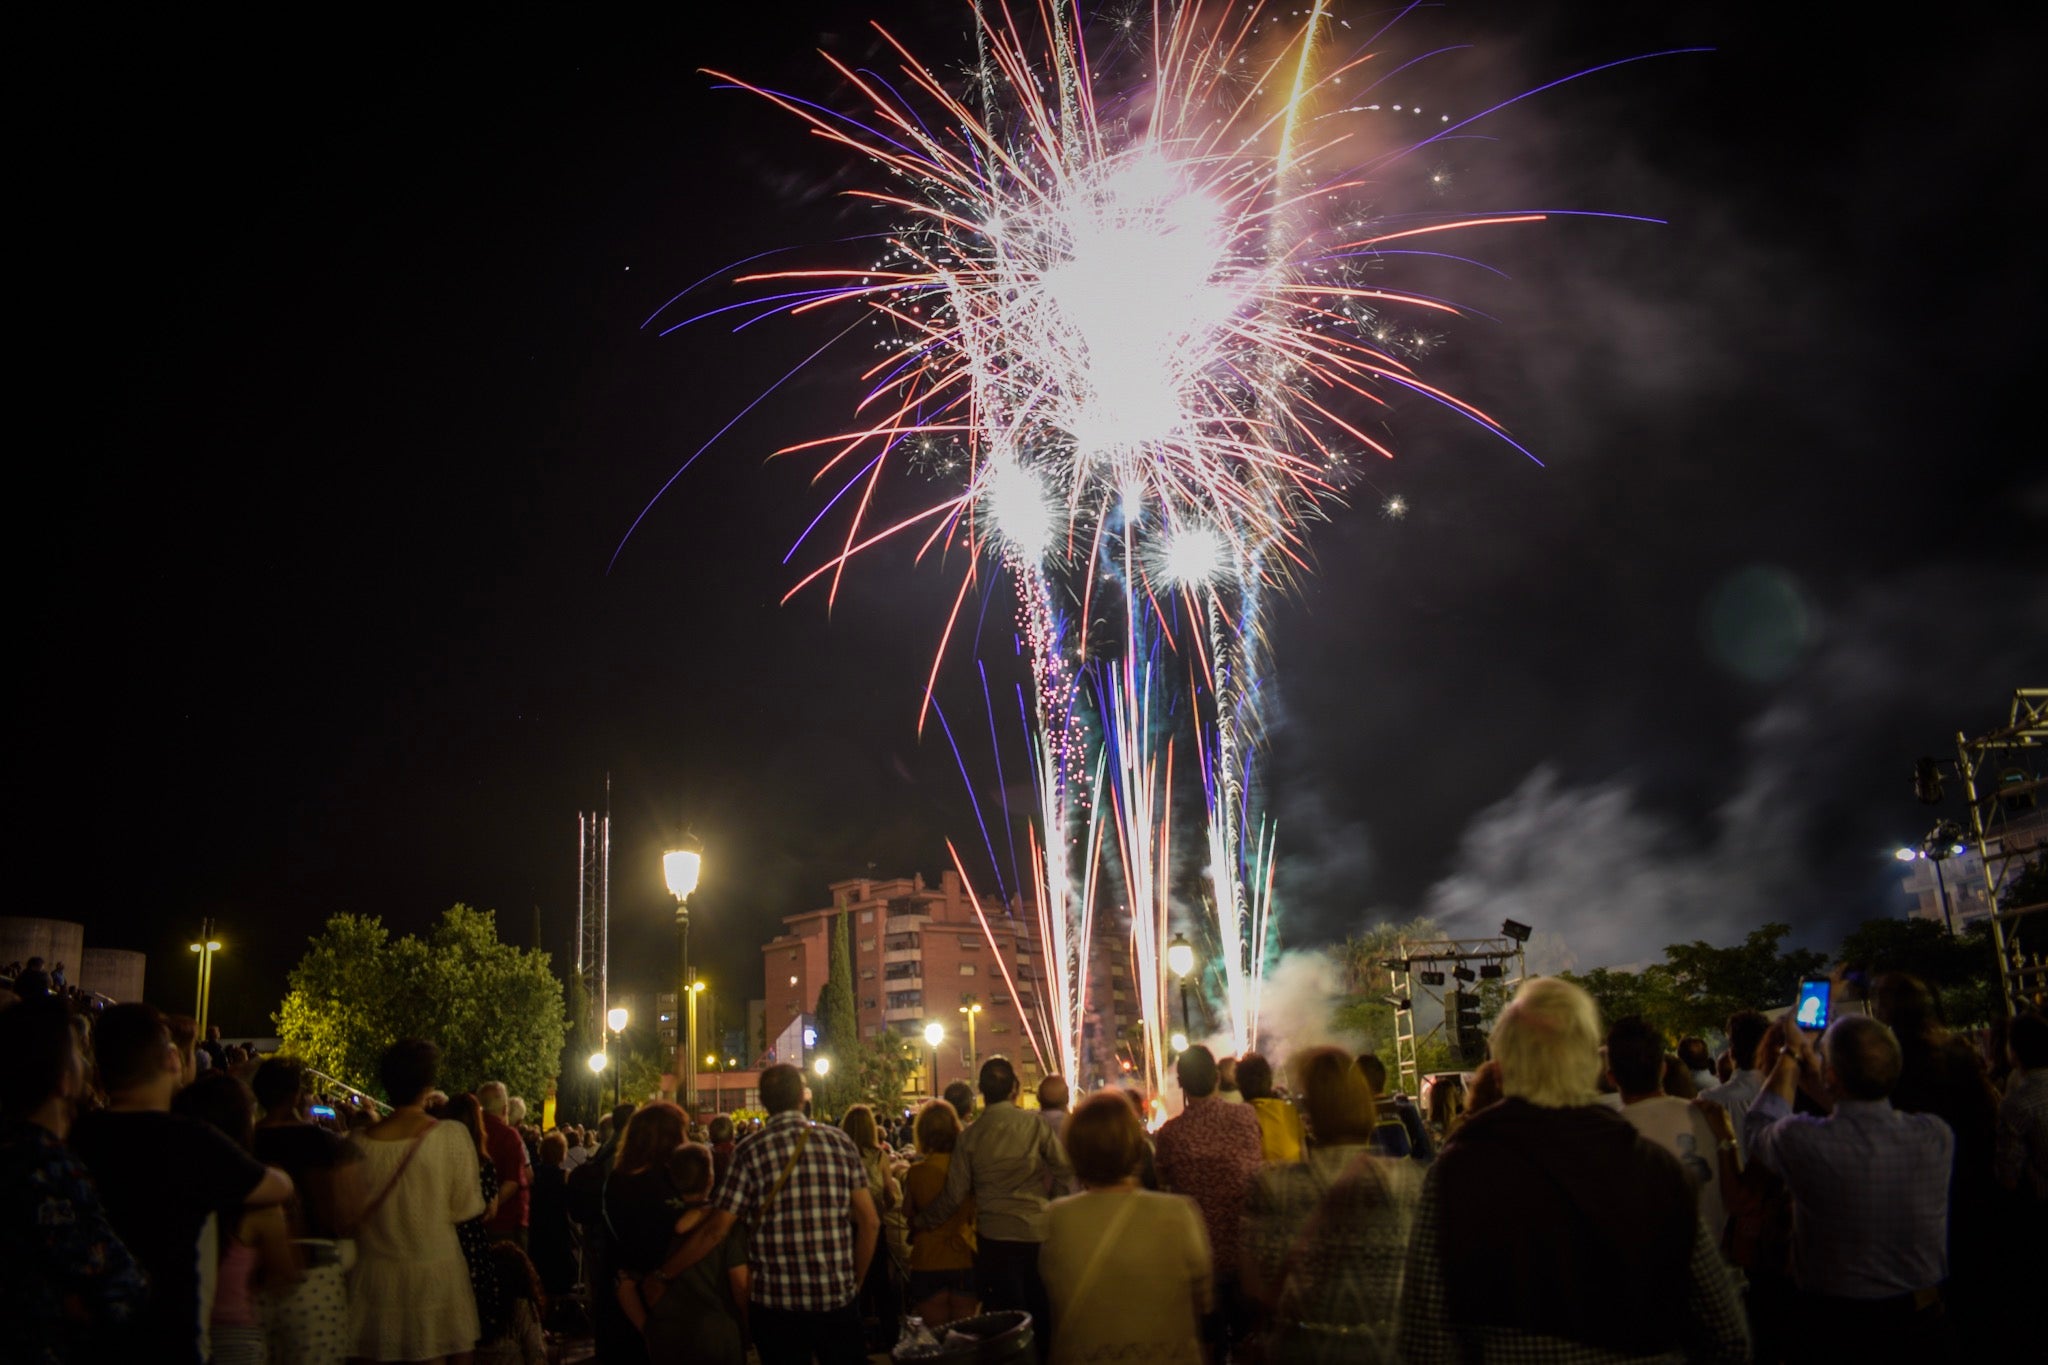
1432, 1098, 1697, 1357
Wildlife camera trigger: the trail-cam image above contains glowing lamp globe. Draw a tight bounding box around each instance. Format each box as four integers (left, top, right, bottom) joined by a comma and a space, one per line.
587, 1051, 608, 1075
663, 848, 703, 899
607, 1007, 629, 1033
1167, 934, 1196, 980
1170, 1031, 1189, 1052
923, 1022, 945, 1047
813, 1056, 831, 1078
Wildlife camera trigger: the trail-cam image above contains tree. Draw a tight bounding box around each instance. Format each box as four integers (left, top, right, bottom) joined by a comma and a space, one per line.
1836, 916, 2001, 1026
1559, 965, 1687, 1038
809, 911, 860, 1118
855, 1029, 923, 1109
276, 905, 567, 1104
1659, 924, 1828, 1038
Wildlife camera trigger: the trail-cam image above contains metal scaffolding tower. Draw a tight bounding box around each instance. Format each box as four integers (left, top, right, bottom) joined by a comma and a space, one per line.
576, 808, 611, 1049
1379, 936, 1528, 1095
1955, 688, 2047, 1013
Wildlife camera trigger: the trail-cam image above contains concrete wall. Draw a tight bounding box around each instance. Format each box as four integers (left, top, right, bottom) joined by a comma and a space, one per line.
0, 918, 86, 975
79, 948, 148, 1003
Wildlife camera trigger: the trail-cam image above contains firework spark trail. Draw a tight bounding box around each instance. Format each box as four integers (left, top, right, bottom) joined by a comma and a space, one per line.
635, 2, 1699, 1085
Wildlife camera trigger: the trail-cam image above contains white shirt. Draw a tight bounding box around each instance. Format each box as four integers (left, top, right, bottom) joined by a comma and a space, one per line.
1622, 1094, 1726, 1245
1698, 1070, 1764, 1158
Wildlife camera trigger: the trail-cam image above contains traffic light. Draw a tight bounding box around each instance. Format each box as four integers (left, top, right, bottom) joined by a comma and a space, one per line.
1447, 990, 1486, 1066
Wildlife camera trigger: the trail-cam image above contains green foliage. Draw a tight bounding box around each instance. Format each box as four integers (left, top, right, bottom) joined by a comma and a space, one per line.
276, 906, 567, 1105
854, 1029, 924, 1111
810, 911, 862, 1118
1836, 916, 2002, 1026
1558, 965, 1687, 1038
1659, 924, 1828, 1037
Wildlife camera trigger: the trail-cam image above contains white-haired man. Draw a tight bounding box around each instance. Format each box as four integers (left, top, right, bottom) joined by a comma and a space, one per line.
477, 1080, 532, 1248
1399, 977, 1747, 1365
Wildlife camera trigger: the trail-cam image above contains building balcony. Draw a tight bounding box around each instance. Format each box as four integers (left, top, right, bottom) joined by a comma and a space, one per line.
883, 1007, 925, 1022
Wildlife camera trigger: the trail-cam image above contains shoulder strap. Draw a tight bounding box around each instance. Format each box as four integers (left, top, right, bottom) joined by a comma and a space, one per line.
1061, 1194, 1142, 1315
359, 1121, 438, 1226
753, 1125, 811, 1227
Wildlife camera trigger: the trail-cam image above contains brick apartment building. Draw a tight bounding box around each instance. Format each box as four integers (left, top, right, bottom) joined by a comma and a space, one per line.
758, 870, 1158, 1101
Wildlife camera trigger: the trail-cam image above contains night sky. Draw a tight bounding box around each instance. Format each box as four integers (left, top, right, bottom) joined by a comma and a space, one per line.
48, 2, 2044, 1036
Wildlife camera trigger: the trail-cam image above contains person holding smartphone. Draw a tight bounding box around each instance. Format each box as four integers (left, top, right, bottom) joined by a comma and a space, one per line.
1742, 1012, 1954, 1357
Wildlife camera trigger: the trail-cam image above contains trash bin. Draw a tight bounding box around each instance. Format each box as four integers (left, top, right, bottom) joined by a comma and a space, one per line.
892, 1311, 1034, 1363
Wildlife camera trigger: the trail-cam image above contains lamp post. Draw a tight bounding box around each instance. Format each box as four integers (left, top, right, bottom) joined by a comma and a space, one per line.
958, 1000, 982, 1076
687, 981, 707, 1115
606, 1007, 628, 1106
704, 1052, 721, 1114
188, 921, 223, 1038
663, 834, 704, 1113
587, 1050, 608, 1104
923, 1021, 945, 1095
1167, 933, 1196, 1048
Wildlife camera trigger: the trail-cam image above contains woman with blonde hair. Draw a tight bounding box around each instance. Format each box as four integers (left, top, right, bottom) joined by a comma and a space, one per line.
1240, 1049, 1421, 1364
901, 1098, 979, 1327
841, 1103, 905, 1348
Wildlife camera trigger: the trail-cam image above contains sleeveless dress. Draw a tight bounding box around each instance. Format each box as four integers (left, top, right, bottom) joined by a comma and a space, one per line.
348, 1121, 486, 1360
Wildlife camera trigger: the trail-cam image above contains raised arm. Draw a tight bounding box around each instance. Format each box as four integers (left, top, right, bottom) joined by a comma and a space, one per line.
916, 1136, 972, 1229
650, 1207, 739, 1286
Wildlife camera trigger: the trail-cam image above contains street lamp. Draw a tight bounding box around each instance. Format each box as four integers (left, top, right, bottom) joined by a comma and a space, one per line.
1170, 1030, 1189, 1053
686, 981, 708, 1115
958, 1001, 983, 1075
663, 832, 704, 1113
1167, 933, 1197, 1044
605, 1007, 629, 1106
923, 1021, 945, 1094
587, 1051, 608, 1090
1897, 819, 1969, 934
188, 922, 223, 1038
704, 1052, 722, 1114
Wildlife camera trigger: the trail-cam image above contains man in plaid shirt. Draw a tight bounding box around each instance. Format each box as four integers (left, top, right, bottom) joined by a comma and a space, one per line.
644, 1064, 879, 1365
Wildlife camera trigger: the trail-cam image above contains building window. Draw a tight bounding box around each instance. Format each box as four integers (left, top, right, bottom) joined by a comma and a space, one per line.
860, 910, 874, 924
887, 990, 923, 1010
860, 938, 876, 952
860, 968, 875, 980
959, 963, 977, 977
990, 1022, 1010, 1034
992, 993, 1011, 1006
885, 962, 919, 980
959, 936, 980, 950
862, 998, 878, 1011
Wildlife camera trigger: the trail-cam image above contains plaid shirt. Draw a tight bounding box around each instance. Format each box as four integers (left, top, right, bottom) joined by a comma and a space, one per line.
1745, 1091, 1952, 1298
713, 1111, 865, 1311
1399, 1173, 1747, 1365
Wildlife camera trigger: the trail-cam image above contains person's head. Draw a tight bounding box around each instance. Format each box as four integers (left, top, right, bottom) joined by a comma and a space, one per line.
944, 1080, 976, 1121
1236, 1053, 1275, 1102
445, 1093, 488, 1154
1603, 1017, 1666, 1097
1661, 1055, 1698, 1099
507, 1096, 527, 1126
92, 1002, 179, 1101
1823, 1014, 1904, 1100
667, 1141, 715, 1197
172, 1071, 256, 1150
251, 1055, 306, 1115
1870, 973, 1944, 1044
379, 1039, 440, 1108
1426, 1075, 1465, 1131
1064, 1090, 1148, 1188
1216, 1056, 1239, 1094
1725, 1010, 1771, 1073
1676, 1037, 1712, 1073
709, 1114, 734, 1144
617, 1100, 687, 1175
1037, 1074, 1070, 1112
0, 994, 85, 1122
609, 1101, 637, 1137
759, 1063, 806, 1115
841, 1103, 880, 1153
489, 1241, 546, 1314
478, 1081, 509, 1116
978, 1056, 1019, 1106
914, 1096, 962, 1155
207, 1024, 222, 1042
1175, 1045, 1219, 1099
1490, 977, 1603, 1107
1355, 1053, 1390, 1098
1293, 1047, 1378, 1145
540, 1131, 568, 1167
2009, 1013, 2048, 1072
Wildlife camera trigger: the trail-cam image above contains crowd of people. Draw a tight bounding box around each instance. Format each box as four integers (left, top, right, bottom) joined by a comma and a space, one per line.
5, 963, 2045, 1365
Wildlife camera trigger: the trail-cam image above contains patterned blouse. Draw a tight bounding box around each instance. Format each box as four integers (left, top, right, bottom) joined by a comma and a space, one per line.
1, 1120, 149, 1364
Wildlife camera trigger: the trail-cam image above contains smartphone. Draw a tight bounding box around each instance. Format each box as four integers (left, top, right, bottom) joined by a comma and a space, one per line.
309, 1104, 337, 1120
1793, 979, 1831, 1031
